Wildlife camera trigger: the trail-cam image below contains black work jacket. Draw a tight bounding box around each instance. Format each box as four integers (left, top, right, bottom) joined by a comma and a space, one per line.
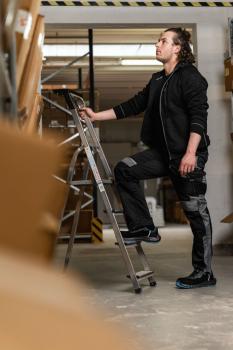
113, 62, 210, 159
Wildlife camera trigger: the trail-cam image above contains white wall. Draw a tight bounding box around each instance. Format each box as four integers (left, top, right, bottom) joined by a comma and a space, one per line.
41, 5, 233, 245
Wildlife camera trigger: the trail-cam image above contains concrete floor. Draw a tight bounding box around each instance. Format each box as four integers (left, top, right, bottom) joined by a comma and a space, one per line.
55, 225, 233, 350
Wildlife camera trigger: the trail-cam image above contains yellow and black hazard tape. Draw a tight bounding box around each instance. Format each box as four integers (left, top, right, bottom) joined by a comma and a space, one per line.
91, 217, 103, 243
41, 1, 233, 7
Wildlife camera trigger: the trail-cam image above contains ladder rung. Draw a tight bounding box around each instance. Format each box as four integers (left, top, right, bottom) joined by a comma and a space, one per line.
127, 271, 154, 280
101, 179, 113, 184
71, 180, 93, 185
115, 241, 140, 247
71, 179, 113, 186
104, 209, 123, 214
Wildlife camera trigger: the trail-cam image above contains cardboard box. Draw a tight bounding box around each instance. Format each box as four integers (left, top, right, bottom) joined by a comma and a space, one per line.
0, 119, 65, 261
0, 250, 140, 350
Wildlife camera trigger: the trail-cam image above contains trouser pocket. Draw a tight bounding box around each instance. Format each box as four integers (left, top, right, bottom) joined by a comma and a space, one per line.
168, 151, 208, 180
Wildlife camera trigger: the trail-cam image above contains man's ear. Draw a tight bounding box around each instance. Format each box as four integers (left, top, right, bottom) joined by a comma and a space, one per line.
174, 45, 181, 55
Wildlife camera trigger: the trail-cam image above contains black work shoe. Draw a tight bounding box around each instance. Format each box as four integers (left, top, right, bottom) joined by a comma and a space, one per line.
121, 227, 161, 245
176, 270, 217, 289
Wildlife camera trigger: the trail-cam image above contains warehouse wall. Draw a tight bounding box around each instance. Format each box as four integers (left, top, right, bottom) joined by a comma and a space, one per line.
41, 5, 233, 246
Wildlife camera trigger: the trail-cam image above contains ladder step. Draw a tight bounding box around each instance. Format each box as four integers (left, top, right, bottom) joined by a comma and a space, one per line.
115, 241, 140, 247
127, 270, 154, 281
104, 209, 123, 214
102, 179, 114, 184
71, 179, 113, 186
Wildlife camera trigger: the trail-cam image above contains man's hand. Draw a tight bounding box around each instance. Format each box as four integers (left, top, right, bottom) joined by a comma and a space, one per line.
79, 107, 117, 122
179, 132, 201, 176
79, 107, 97, 122
179, 152, 197, 176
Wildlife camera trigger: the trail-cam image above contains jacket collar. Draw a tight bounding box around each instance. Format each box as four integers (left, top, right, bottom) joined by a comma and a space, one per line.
159, 61, 192, 77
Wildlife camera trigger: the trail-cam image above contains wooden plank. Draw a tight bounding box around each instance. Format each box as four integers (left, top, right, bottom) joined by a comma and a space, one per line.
22, 93, 43, 134
42, 83, 79, 90
221, 212, 233, 223
16, 0, 41, 90
18, 15, 44, 117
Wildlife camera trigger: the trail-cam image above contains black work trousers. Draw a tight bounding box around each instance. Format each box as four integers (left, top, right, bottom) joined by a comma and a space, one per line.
114, 148, 213, 273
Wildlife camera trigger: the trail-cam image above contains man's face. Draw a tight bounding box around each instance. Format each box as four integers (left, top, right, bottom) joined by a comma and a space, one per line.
155, 31, 180, 63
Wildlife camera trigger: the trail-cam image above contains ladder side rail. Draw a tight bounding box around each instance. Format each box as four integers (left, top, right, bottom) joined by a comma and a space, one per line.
56, 146, 83, 234
67, 146, 83, 183
69, 108, 140, 290
83, 116, 113, 178
63, 91, 156, 292
64, 161, 90, 268
135, 245, 157, 285
100, 191, 141, 291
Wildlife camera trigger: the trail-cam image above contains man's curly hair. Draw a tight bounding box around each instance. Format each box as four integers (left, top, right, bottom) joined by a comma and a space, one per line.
165, 27, 195, 64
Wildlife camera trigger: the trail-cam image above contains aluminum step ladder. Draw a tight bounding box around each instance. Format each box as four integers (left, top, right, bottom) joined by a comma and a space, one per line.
62, 90, 157, 293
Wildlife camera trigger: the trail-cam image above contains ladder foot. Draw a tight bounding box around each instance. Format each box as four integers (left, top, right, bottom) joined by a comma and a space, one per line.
134, 288, 142, 294
150, 281, 157, 287
64, 257, 70, 269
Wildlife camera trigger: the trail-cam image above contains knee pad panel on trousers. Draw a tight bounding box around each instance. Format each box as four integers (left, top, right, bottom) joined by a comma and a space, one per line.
114, 158, 137, 183
180, 194, 212, 272
181, 195, 207, 213
180, 195, 210, 234
121, 157, 137, 167
181, 197, 198, 212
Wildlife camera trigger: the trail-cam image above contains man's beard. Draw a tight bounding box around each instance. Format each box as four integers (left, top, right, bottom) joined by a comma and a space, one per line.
156, 56, 166, 64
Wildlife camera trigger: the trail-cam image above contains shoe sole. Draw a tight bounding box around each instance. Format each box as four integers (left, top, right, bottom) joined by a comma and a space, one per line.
123, 237, 161, 245
176, 279, 217, 289
142, 237, 161, 244
123, 238, 140, 245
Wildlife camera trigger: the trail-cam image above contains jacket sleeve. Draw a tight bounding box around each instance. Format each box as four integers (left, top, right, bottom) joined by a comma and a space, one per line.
181, 68, 209, 136
113, 78, 152, 119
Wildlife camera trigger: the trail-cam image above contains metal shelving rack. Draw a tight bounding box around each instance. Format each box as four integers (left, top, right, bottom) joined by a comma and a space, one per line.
0, 0, 18, 119
42, 29, 97, 243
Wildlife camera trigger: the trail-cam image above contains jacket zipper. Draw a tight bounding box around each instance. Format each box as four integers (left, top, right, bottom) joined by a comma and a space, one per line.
159, 71, 176, 161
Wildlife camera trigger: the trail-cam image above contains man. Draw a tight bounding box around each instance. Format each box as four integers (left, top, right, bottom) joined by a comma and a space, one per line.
80, 28, 216, 289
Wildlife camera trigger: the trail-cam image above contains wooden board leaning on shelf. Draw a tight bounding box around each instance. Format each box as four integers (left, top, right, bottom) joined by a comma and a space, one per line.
16, 0, 41, 90
221, 212, 233, 223
18, 15, 44, 120
22, 93, 43, 134
42, 84, 80, 91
